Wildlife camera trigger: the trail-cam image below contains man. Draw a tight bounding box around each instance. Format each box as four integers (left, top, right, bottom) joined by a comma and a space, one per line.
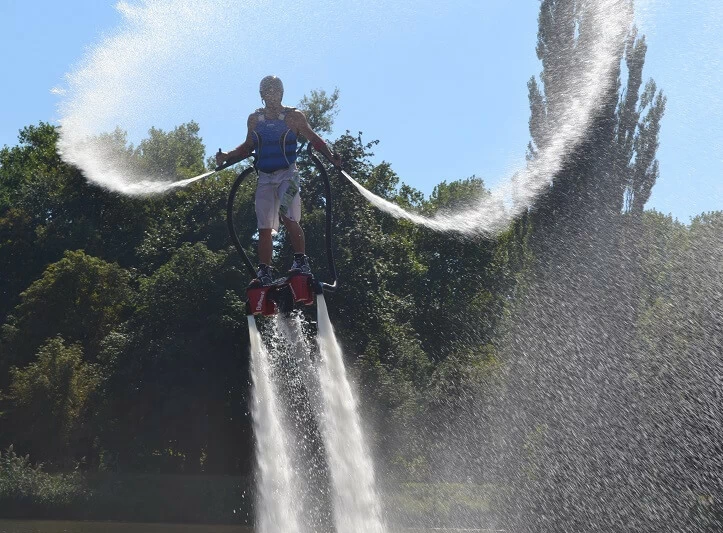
217, 76, 341, 285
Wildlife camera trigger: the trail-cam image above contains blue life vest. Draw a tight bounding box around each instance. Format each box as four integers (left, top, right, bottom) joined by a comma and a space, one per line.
252, 109, 297, 173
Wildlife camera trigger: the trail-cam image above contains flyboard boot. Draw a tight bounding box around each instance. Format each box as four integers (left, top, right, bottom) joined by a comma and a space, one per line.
286, 254, 315, 310
290, 253, 312, 275
246, 259, 315, 317
256, 263, 276, 285
247, 264, 278, 316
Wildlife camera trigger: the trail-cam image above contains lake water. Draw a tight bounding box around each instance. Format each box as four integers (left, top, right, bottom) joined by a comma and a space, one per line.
0, 521, 503, 533
0, 521, 251, 533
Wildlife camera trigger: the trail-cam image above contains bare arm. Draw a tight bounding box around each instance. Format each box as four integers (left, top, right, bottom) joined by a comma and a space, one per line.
288, 110, 342, 168
216, 114, 257, 166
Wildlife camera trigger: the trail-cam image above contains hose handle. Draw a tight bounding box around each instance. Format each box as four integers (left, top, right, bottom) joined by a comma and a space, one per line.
215, 148, 250, 172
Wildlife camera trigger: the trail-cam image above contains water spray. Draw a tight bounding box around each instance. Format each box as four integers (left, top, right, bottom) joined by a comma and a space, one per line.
339, 0, 633, 238
246, 315, 302, 533
231, 144, 386, 532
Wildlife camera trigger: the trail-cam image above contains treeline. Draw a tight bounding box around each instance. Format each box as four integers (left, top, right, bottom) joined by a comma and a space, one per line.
0, 109, 525, 524
0, 109, 518, 474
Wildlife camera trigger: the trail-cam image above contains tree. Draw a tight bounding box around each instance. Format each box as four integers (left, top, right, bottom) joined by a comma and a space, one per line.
93, 243, 251, 474
527, 5, 665, 223
6, 337, 100, 466
0, 124, 150, 323
134, 122, 206, 180
411, 178, 499, 362
614, 31, 667, 214
624, 210, 723, 529
0, 250, 133, 385
298, 88, 340, 136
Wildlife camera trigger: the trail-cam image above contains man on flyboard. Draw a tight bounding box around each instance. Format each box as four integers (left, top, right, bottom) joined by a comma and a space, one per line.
217, 76, 341, 285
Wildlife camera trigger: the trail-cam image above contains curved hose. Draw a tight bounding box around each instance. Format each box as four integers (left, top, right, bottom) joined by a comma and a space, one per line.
226, 166, 258, 279
306, 142, 337, 291
225, 147, 338, 291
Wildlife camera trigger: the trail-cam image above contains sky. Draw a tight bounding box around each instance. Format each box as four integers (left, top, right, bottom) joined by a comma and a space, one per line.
0, 0, 721, 223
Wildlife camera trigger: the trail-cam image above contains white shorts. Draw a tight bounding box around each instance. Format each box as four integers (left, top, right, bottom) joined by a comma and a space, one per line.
255, 164, 301, 231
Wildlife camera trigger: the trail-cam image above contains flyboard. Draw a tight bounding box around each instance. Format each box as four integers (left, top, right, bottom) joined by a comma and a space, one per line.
220, 143, 338, 317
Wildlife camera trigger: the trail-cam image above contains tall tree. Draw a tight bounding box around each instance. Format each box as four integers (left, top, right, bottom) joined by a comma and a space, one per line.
527, 3, 665, 221
613, 30, 667, 214
0, 250, 133, 386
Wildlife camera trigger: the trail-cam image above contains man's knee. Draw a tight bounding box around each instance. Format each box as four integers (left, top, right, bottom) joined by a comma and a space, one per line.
280, 215, 299, 228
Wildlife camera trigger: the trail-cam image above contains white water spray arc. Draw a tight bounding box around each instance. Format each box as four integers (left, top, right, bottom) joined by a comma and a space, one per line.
341, 0, 634, 237
56, 0, 636, 242
54, 0, 397, 197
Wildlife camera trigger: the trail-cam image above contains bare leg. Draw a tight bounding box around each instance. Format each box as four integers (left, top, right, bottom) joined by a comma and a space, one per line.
281, 216, 305, 255
258, 229, 273, 265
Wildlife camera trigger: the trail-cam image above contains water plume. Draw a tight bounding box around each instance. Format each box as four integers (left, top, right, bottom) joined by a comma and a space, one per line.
247, 316, 301, 533
315, 295, 386, 533
56, 0, 235, 195
343, 0, 634, 238
55, 0, 400, 196
272, 315, 334, 532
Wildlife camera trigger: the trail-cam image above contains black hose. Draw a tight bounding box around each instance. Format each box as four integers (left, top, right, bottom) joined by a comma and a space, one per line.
306, 143, 337, 291
226, 166, 258, 279
225, 147, 338, 291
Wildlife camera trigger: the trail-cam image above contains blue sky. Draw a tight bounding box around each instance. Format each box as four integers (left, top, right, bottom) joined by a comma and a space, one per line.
1, 0, 720, 222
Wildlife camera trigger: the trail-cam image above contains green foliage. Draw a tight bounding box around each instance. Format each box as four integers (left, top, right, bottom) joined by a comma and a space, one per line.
0, 447, 252, 524
426, 344, 501, 408
387, 482, 497, 527
528, 6, 666, 222
0, 123, 63, 210
91, 243, 251, 474
0, 123, 150, 324
0, 43, 544, 495
497, 5, 683, 531
0, 67, 705, 529
137, 242, 231, 326
298, 88, 340, 136
0, 446, 86, 511
1, 250, 133, 375
79, 472, 252, 524
136, 171, 256, 271
135, 122, 206, 179
5, 338, 100, 465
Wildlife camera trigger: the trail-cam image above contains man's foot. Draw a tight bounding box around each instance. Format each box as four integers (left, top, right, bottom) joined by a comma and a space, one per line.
256, 263, 275, 285
289, 254, 312, 275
